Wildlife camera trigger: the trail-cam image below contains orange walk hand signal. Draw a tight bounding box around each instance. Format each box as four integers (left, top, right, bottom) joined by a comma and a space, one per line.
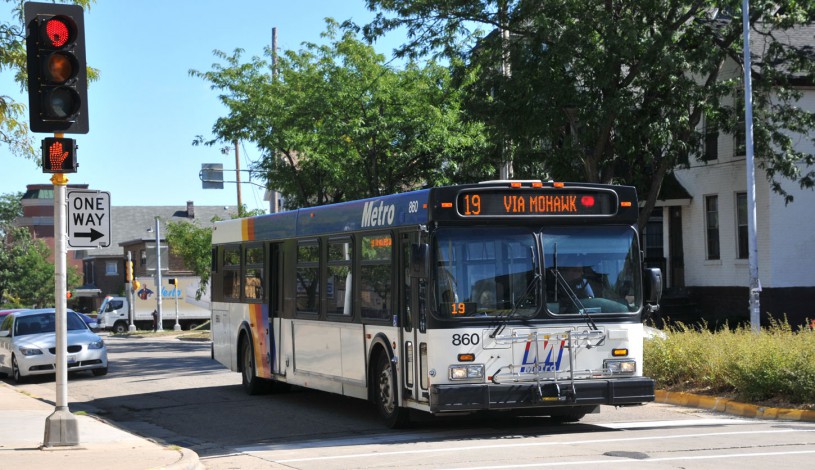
42, 137, 77, 173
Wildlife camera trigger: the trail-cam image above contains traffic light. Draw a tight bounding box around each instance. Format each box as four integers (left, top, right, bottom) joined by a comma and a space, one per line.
125, 261, 133, 282
24, 2, 89, 134
41, 137, 77, 173
168, 278, 177, 286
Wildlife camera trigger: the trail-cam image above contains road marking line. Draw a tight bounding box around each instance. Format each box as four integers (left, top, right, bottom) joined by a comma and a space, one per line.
440, 450, 815, 469
248, 428, 815, 463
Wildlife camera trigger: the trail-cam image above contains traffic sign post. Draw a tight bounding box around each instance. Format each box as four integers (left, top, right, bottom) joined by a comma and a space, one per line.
66, 189, 111, 249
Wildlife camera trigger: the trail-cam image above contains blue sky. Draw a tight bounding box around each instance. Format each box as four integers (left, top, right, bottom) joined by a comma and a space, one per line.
2, 0, 404, 213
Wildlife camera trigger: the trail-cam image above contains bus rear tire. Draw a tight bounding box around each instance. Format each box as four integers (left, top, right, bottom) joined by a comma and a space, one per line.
240, 335, 269, 395
374, 353, 409, 428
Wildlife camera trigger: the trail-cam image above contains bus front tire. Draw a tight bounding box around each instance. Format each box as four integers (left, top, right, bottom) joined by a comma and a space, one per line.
374, 353, 409, 428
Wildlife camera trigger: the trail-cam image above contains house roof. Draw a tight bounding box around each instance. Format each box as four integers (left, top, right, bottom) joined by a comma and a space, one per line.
79, 204, 238, 259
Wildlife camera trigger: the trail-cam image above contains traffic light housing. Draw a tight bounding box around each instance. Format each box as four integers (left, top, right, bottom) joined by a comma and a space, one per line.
41, 137, 77, 173
24, 2, 89, 134
168, 278, 177, 286
125, 261, 134, 283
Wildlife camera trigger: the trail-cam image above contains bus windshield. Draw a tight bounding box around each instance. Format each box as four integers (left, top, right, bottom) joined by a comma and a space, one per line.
542, 226, 642, 315
433, 227, 539, 319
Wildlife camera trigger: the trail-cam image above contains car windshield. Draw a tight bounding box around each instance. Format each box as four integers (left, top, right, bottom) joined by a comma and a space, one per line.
432, 227, 539, 319
14, 312, 88, 336
542, 226, 642, 315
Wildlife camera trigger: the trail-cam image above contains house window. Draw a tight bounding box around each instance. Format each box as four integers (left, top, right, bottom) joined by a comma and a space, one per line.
703, 116, 718, 161
705, 195, 720, 260
734, 93, 746, 157
105, 261, 118, 276
736, 192, 748, 259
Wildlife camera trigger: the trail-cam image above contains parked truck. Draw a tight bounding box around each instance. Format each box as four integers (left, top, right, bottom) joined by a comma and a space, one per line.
97, 276, 210, 333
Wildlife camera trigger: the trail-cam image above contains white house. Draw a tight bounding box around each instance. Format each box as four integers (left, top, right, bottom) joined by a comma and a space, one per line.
654, 26, 815, 327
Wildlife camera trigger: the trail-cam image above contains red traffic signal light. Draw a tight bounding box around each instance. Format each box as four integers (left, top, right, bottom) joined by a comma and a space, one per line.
42, 137, 77, 173
24, 2, 88, 134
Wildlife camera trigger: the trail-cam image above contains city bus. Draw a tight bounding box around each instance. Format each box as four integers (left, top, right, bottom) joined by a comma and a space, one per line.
210, 180, 662, 427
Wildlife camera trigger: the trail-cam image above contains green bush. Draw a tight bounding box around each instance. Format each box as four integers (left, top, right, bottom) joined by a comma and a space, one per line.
644, 318, 815, 405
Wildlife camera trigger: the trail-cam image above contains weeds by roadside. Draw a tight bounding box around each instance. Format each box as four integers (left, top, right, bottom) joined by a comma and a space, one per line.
644, 318, 815, 409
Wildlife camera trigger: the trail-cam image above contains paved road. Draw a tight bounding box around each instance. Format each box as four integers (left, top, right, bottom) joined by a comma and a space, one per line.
8, 333, 815, 469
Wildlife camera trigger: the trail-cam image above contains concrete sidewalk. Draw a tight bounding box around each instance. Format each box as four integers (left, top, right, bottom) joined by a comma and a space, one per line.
0, 383, 202, 470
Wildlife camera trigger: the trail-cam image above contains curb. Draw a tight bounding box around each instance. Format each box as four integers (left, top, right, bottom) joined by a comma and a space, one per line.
166, 447, 206, 470
656, 390, 815, 422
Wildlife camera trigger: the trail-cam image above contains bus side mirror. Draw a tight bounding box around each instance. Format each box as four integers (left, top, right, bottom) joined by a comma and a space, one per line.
410, 243, 430, 279
643, 267, 663, 305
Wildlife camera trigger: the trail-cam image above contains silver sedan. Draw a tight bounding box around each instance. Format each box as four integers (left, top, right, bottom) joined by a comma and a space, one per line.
0, 308, 108, 383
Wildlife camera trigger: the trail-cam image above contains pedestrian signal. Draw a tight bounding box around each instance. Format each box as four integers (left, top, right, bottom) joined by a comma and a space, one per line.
41, 137, 77, 173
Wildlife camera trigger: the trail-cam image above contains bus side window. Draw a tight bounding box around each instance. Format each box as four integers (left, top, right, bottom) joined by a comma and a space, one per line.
360, 233, 392, 321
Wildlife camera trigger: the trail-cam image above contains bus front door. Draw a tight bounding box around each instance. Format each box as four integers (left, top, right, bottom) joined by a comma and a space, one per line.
401, 233, 429, 407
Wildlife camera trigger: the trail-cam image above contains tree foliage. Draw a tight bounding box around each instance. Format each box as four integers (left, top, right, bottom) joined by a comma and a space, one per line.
192, 19, 489, 209
1, 0, 96, 160
165, 219, 214, 301
0, 191, 80, 307
364, 0, 815, 228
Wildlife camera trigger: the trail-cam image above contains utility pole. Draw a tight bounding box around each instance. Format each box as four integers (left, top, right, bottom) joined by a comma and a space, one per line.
499, 0, 513, 180
154, 217, 163, 331
234, 140, 242, 214
742, 0, 762, 333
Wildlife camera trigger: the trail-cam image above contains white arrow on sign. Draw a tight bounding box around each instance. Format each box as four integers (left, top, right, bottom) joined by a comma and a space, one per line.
66, 189, 111, 249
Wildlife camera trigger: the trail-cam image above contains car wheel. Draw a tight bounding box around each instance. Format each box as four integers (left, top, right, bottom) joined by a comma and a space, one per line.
374, 353, 409, 428
92, 367, 108, 377
113, 321, 128, 334
12, 355, 26, 384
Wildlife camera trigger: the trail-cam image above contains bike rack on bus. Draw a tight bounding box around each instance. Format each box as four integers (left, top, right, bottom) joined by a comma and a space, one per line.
490, 329, 607, 402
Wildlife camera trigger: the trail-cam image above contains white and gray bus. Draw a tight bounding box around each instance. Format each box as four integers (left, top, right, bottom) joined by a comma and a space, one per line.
210, 181, 662, 427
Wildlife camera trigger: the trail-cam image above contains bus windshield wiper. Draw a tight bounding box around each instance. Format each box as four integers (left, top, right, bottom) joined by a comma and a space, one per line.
490, 272, 540, 338
552, 268, 598, 330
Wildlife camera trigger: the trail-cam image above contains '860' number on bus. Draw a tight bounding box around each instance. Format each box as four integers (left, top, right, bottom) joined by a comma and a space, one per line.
451, 333, 480, 346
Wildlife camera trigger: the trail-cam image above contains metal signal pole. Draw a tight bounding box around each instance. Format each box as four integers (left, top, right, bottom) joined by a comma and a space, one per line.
44, 170, 78, 446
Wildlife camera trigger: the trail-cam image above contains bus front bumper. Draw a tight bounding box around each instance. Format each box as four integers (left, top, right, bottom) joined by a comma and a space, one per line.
429, 377, 655, 413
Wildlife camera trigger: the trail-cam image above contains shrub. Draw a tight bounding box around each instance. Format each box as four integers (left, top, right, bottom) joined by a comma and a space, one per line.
644, 318, 815, 405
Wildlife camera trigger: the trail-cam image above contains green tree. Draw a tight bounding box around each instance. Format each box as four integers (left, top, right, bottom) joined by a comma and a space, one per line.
0, 192, 26, 305
0, 191, 81, 307
192, 19, 488, 209
364, 0, 815, 228
164, 219, 214, 300
1, 0, 96, 160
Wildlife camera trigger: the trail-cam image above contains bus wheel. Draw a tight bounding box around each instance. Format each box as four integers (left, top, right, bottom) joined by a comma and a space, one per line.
374, 354, 409, 428
240, 336, 268, 395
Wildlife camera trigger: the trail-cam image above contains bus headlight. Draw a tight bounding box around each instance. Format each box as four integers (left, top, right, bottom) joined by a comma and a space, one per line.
449, 364, 484, 381
604, 359, 636, 375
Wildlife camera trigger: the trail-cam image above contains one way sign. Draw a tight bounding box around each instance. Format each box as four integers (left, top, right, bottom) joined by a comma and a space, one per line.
67, 189, 111, 249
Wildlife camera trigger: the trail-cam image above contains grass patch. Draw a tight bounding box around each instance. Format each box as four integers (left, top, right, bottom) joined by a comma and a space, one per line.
645, 318, 815, 408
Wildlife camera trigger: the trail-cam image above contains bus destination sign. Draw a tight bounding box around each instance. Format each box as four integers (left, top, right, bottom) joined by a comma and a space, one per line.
457, 189, 618, 217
